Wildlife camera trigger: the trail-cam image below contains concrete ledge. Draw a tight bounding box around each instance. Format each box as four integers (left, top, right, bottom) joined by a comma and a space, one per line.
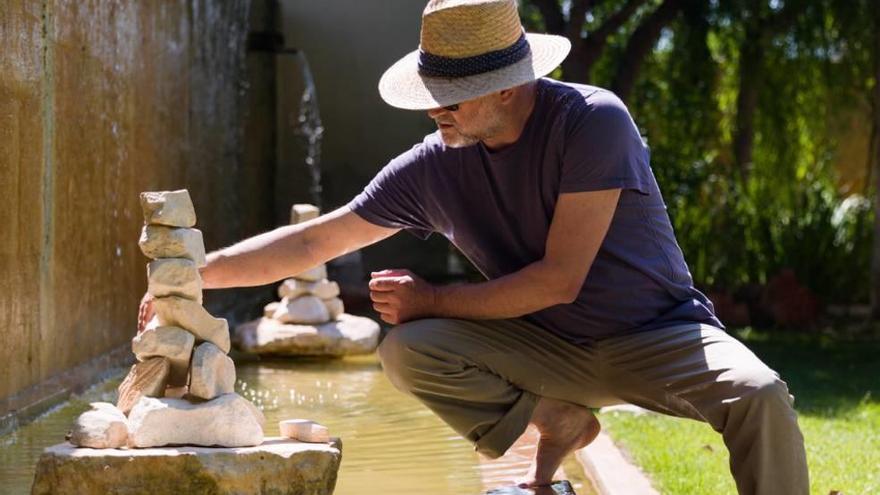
0, 344, 133, 436
576, 432, 659, 495
31, 436, 342, 495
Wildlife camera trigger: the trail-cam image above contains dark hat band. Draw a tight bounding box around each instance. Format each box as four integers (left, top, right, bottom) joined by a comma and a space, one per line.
417, 33, 530, 78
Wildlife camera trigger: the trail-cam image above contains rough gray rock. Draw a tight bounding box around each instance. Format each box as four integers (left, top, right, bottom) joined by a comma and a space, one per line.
234, 313, 380, 357
293, 264, 327, 282
278, 278, 340, 300
31, 437, 342, 495
323, 297, 344, 320
138, 225, 206, 266
116, 357, 170, 415
189, 342, 236, 400
147, 258, 202, 302
67, 402, 128, 449
127, 393, 263, 448
153, 296, 230, 353
273, 295, 330, 325
139, 190, 196, 228
131, 324, 194, 386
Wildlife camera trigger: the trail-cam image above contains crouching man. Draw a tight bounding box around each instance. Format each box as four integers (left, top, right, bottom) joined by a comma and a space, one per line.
140, 1, 808, 492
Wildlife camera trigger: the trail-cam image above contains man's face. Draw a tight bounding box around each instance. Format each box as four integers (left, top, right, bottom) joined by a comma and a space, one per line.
426, 93, 505, 148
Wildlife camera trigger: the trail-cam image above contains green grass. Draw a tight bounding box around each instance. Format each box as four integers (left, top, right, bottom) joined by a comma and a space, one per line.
598, 327, 880, 495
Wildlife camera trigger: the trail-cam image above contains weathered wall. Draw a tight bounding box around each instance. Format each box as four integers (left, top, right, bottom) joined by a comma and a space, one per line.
277, 0, 452, 276
0, 0, 278, 407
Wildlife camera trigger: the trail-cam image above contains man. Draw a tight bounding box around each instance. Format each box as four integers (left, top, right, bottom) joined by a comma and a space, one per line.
140, 0, 808, 492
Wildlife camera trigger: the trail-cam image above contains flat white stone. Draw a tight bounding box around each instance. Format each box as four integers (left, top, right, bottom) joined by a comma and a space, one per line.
147, 258, 202, 303
68, 402, 128, 449
189, 342, 236, 400
153, 296, 230, 353
277, 278, 339, 300
140, 190, 196, 228
273, 295, 330, 324
116, 357, 170, 415
132, 325, 194, 386
128, 393, 263, 448
290, 203, 320, 224
293, 264, 327, 282
323, 297, 344, 320
234, 313, 380, 357
31, 437, 341, 495
138, 225, 206, 266
263, 301, 279, 317
279, 419, 329, 443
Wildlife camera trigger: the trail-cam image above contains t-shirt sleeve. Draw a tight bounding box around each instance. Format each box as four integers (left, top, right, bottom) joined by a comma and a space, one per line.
346, 145, 435, 240
559, 91, 651, 195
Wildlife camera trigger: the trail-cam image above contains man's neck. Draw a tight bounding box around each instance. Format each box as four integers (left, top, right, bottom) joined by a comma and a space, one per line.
481, 83, 538, 151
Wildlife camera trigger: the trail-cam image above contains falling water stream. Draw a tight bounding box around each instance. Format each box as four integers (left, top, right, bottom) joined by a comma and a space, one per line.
290, 49, 324, 211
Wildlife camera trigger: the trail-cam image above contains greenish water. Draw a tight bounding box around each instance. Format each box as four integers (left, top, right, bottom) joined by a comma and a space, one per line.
0, 356, 490, 494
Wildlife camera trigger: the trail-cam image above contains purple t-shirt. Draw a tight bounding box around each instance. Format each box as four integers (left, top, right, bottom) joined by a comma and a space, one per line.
348, 78, 722, 342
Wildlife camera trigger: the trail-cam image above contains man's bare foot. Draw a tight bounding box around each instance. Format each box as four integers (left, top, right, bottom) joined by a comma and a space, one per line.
516, 397, 600, 488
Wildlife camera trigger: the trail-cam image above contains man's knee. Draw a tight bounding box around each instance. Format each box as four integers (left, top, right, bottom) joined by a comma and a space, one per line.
377, 318, 446, 391
736, 367, 795, 411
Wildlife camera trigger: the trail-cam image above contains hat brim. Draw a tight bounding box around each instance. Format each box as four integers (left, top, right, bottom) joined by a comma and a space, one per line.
378, 33, 571, 110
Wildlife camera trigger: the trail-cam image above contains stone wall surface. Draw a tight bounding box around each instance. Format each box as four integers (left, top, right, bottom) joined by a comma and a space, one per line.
0, 0, 278, 409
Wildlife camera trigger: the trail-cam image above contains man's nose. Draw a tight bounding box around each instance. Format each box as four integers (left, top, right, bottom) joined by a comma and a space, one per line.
427, 107, 446, 119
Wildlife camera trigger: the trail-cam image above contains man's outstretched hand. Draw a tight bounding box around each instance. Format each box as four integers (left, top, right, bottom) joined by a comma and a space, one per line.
369, 269, 437, 325
137, 292, 156, 334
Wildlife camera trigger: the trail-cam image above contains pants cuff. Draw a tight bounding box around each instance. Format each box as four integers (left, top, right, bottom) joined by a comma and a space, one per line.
473, 390, 539, 459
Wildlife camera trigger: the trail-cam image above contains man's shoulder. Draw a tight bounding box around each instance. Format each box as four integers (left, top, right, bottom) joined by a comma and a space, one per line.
539, 79, 637, 137
384, 131, 455, 176
540, 78, 629, 115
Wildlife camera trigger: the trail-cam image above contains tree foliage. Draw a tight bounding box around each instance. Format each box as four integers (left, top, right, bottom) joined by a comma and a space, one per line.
522, 0, 876, 308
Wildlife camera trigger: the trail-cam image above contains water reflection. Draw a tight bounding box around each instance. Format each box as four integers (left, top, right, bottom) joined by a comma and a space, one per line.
236, 355, 486, 494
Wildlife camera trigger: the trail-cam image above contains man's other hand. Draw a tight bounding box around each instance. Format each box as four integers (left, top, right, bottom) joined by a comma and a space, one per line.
368, 269, 437, 324
137, 292, 156, 334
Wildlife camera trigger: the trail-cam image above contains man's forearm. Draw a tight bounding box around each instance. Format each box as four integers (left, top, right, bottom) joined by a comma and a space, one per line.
200, 223, 319, 289
432, 259, 580, 320
200, 207, 399, 290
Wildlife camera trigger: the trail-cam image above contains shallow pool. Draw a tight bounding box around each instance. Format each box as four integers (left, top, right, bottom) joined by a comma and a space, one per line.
0, 354, 598, 494
0, 355, 495, 494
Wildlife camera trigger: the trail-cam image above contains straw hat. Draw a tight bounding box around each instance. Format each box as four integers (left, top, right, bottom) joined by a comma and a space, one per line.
379, 0, 571, 110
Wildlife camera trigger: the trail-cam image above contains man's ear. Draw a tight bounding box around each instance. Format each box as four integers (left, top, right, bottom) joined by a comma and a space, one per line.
498, 88, 516, 105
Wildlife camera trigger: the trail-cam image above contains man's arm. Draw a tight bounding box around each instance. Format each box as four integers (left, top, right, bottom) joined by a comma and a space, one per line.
202, 206, 399, 289
138, 207, 398, 331
369, 188, 621, 323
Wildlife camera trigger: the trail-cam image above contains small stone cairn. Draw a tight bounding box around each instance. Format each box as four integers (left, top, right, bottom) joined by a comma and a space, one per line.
66, 189, 264, 450
234, 204, 380, 357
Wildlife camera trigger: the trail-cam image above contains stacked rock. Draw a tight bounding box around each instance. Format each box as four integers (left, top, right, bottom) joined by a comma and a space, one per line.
66, 189, 264, 450
234, 204, 380, 357
265, 204, 344, 325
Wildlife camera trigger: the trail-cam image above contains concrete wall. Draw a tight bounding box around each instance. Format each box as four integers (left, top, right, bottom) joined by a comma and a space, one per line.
277, 0, 452, 276
0, 0, 278, 409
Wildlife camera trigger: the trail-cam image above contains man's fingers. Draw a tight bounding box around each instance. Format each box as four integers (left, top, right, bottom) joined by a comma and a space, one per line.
372, 302, 393, 313
368, 276, 403, 291
371, 269, 410, 278
369, 291, 394, 304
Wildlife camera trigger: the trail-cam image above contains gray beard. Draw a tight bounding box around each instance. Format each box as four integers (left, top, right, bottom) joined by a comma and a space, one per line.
440, 133, 480, 148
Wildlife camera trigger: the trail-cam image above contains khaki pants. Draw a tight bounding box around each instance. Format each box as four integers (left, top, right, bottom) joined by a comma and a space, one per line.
378, 318, 808, 495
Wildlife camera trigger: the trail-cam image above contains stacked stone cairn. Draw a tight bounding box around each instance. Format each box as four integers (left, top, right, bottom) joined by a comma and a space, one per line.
234, 204, 380, 357
66, 189, 264, 450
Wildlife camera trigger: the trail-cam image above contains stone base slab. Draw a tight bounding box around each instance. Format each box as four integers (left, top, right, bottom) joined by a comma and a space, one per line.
234, 313, 380, 357
31, 437, 341, 495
